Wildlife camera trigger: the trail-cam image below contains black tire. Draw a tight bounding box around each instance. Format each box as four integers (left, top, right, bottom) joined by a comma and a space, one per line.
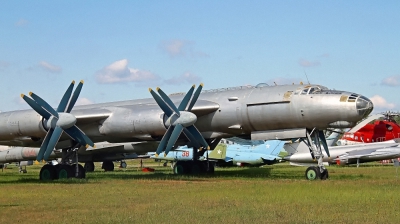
173, 163, 185, 175
77, 164, 86, 179
305, 166, 321, 180
84, 162, 95, 172
207, 162, 215, 174
57, 164, 74, 179
190, 162, 201, 175
102, 161, 114, 172
320, 169, 329, 180
120, 161, 127, 168
40, 164, 56, 181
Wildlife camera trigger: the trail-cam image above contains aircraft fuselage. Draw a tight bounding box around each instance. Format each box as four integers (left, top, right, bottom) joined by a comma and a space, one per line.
0, 83, 373, 148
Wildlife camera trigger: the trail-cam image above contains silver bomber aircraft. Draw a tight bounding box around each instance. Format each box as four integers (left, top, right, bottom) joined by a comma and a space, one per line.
0, 81, 373, 180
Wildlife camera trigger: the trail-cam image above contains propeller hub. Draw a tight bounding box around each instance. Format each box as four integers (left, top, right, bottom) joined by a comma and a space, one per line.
166, 111, 197, 127
56, 113, 77, 129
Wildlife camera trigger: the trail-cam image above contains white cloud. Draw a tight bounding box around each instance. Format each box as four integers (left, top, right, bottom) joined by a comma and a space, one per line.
15, 18, 28, 27
95, 59, 159, 84
39, 61, 62, 73
164, 72, 202, 85
75, 97, 94, 106
381, 75, 400, 87
160, 39, 209, 59
370, 95, 396, 111
0, 61, 10, 70
299, 59, 321, 67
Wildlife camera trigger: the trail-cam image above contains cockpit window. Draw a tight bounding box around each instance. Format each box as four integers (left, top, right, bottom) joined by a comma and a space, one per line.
300, 88, 309, 95
295, 86, 324, 95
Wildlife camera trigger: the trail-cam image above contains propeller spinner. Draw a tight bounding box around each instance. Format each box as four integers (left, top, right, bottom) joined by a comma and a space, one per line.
21, 80, 95, 161
149, 84, 209, 157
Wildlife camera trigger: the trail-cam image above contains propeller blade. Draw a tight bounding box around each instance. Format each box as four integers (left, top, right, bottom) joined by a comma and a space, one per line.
165, 124, 184, 156
318, 130, 330, 157
43, 126, 63, 161
188, 83, 203, 111
66, 80, 84, 113
155, 126, 174, 156
186, 125, 209, 149
36, 128, 54, 161
57, 81, 75, 112
178, 85, 195, 111
182, 128, 201, 149
64, 125, 95, 147
21, 94, 51, 120
29, 92, 58, 117
157, 87, 180, 115
149, 88, 173, 117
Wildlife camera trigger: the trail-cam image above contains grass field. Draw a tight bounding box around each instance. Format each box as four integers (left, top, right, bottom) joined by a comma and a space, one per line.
1, 160, 400, 223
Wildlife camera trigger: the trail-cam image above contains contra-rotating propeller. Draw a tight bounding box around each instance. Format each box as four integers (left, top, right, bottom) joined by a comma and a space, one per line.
21, 80, 95, 161
149, 84, 209, 157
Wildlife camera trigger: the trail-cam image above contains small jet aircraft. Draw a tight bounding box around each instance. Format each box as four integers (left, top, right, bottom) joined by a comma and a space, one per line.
0, 80, 373, 180
148, 140, 285, 173
284, 139, 400, 170
338, 112, 400, 145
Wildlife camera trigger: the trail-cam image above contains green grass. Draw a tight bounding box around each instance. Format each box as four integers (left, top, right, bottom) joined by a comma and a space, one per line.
1, 161, 400, 223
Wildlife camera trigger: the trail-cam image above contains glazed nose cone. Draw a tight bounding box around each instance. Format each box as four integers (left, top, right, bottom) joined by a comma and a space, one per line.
356, 95, 373, 118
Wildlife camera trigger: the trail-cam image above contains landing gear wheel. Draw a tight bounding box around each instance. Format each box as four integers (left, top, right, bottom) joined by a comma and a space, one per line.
56, 164, 73, 179
102, 161, 114, 172
120, 161, 127, 168
76, 164, 86, 179
173, 163, 185, 175
40, 164, 56, 181
84, 162, 95, 172
207, 162, 215, 174
320, 169, 329, 180
190, 162, 201, 175
305, 166, 321, 180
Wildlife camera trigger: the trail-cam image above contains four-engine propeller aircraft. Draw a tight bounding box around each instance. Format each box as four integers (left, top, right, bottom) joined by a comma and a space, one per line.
0, 80, 373, 180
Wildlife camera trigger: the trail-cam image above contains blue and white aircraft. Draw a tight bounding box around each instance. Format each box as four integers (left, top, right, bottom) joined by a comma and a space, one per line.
148, 140, 285, 168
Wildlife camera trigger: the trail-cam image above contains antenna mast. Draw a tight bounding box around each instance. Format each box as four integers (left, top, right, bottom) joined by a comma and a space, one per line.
304, 71, 310, 84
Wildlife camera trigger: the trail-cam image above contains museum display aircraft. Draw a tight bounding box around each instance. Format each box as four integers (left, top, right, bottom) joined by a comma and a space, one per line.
0, 80, 373, 180
0, 141, 157, 176
338, 112, 400, 145
284, 139, 400, 170
148, 140, 285, 173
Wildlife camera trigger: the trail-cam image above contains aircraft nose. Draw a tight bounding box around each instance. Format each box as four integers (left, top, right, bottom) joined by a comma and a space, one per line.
356, 95, 373, 118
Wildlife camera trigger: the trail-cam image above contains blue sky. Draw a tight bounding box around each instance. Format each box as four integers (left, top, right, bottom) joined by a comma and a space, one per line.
1, 1, 399, 113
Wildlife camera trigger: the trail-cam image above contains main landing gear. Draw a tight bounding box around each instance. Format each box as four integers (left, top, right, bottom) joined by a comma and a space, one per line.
40, 163, 86, 181
39, 145, 86, 181
173, 160, 215, 175
303, 128, 330, 180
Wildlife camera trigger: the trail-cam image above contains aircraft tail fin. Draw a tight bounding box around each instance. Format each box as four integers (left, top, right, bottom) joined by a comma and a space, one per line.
265, 140, 285, 156
208, 144, 226, 160
325, 129, 344, 146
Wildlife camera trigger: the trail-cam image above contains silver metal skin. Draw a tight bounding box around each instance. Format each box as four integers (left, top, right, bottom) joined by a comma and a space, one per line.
284, 140, 400, 167
0, 83, 373, 178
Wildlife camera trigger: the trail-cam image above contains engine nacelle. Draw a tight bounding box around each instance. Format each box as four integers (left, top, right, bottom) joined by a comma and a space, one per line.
99, 106, 166, 138
0, 110, 46, 140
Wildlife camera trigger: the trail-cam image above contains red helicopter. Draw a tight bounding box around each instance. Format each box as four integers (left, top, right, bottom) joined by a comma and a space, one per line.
338, 112, 400, 145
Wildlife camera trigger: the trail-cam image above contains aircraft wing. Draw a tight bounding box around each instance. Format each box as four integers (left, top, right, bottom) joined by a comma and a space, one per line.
73, 108, 112, 125
335, 144, 400, 160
